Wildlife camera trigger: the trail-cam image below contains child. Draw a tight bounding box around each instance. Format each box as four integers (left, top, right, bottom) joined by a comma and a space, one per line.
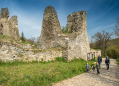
85, 62, 90, 72
92, 64, 95, 71
96, 62, 100, 74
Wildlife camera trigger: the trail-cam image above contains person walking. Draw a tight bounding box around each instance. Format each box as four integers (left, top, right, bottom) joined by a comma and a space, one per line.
97, 55, 102, 68
105, 56, 110, 70
96, 62, 100, 74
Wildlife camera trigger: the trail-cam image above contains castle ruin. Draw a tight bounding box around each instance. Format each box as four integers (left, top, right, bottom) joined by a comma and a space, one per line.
38, 6, 90, 60
0, 8, 20, 40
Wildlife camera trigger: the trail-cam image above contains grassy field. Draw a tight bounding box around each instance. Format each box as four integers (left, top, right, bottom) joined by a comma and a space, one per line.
116, 59, 119, 67
0, 57, 95, 86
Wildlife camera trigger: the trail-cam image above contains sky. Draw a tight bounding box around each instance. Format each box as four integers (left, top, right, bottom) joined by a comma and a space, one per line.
0, 0, 119, 42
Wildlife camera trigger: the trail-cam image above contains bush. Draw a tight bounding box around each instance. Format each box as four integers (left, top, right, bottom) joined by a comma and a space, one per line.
116, 59, 119, 65
55, 57, 67, 62
106, 45, 119, 59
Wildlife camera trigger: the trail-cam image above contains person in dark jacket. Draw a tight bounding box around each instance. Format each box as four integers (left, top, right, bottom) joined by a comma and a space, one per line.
97, 55, 102, 68
85, 63, 90, 72
105, 56, 110, 70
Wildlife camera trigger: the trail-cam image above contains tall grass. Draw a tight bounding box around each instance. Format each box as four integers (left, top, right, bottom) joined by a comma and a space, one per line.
116, 59, 119, 66
0, 57, 95, 86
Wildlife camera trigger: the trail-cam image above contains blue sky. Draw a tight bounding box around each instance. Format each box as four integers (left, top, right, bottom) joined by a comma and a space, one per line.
0, 0, 119, 42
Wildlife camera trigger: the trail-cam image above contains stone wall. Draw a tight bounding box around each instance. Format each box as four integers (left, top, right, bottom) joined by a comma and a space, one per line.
0, 8, 20, 40
66, 32, 90, 61
0, 42, 62, 62
90, 49, 101, 58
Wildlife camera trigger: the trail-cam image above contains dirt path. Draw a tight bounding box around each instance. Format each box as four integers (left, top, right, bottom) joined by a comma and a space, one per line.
52, 58, 119, 86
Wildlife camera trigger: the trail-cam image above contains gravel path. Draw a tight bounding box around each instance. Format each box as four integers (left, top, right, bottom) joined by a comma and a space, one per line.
52, 58, 119, 86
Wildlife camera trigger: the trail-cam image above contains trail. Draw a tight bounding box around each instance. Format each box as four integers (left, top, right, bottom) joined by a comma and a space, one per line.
53, 58, 119, 86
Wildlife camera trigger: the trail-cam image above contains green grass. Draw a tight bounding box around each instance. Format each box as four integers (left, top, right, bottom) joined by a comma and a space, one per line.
0, 57, 95, 86
0, 35, 12, 42
116, 59, 119, 67
0, 35, 11, 39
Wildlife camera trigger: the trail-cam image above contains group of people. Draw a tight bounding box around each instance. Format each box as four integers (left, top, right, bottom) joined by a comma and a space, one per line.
85, 55, 110, 74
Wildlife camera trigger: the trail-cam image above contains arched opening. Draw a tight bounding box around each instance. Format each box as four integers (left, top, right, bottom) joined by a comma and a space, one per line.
0, 33, 3, 35
80, 12, 83, 15
0, 24, 3, 30
1, 24, 3, 28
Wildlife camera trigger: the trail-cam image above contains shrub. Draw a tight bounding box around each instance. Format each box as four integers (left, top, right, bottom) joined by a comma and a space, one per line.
62, 26, 71, 33
55, 57, 67, 62
106, 45, 119, 59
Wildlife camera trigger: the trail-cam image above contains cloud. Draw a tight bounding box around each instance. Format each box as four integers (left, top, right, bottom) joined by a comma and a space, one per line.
88, 24, 115, 34
12, 9, 42, 39
101, 24, 115, 30
88, 26, 102, 34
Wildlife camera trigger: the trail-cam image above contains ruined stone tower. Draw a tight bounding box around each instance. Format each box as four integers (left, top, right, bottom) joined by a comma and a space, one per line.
67, 11, 87, 33
38, 5, 62, 49
66, 11, 90, 60
38, 6, 90, 60
0, 8, 20, 40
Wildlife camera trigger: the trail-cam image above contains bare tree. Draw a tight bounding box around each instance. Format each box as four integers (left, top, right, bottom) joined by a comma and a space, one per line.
31, 37, 35, 44
92, 31, 112, 57
114, 14, 119, 37
36, 37, 40, 44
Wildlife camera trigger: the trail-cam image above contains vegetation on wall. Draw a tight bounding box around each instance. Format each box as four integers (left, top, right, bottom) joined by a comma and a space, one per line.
62, 26, 72, 33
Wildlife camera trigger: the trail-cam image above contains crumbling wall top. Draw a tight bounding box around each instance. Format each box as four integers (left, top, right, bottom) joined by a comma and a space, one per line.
1, 8, 9, 18
10, 16, 18, 25
10, 16, 17, 20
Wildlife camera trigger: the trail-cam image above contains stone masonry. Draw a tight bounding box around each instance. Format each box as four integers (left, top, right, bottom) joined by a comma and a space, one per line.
38, 6, 90, 61
38, 5, 62, 49
0, 8, 20, 40
66, 11, 87, 33
0, 42, 62, 62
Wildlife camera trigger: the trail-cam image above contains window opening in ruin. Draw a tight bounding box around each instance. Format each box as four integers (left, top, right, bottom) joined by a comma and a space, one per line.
80, 13, 83, 15
1, 24, 3, 28
0, 33, 3, 35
